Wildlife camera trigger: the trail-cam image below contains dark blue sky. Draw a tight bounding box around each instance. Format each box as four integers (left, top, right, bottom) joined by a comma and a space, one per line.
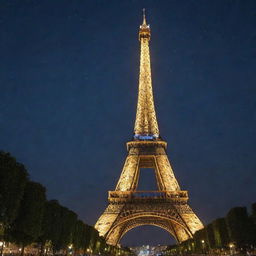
1, 0, 256, 246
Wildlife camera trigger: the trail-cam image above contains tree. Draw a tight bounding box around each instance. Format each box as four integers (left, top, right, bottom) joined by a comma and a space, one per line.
51, 206, 77, 253
80, 222, 90, 255
83, 225, 100, 254
179, 239, 194, 254
38, 200, 62, 255
7, 181, 46, 255
212, 218, 229, 248
72, 220, 86, 254
206, 223, 215, 249
82, 224, 94, 252
226, 207, 253, 249
251, 203, 256, 224
0, 151, 28, 231
193, 228, 207, 253
250, 203, 256, 246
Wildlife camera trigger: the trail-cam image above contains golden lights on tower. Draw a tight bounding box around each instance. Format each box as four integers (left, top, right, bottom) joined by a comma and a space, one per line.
95, 10, 203, 245
134, 9, 159, 139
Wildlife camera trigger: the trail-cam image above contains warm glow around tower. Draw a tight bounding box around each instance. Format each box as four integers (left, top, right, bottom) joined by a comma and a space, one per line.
134, 9, 159, 140
95, 10, 203, 246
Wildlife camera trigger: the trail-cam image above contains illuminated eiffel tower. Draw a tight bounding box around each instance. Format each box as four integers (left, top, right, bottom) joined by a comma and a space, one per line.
95, 10, 203, 245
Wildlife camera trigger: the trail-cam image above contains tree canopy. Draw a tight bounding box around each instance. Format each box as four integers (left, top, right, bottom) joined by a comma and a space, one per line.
8, 181, 46, 252
0, 151, 28, 229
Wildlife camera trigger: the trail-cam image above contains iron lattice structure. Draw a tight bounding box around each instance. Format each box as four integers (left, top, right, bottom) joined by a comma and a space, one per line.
95, 12, 203, 245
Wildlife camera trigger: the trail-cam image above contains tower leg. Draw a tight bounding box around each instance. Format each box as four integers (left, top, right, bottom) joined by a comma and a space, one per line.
95, 204, 125, 238
115, 155, 139, 191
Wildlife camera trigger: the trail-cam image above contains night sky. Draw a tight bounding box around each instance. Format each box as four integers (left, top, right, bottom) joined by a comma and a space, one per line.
1, 0, 256, 246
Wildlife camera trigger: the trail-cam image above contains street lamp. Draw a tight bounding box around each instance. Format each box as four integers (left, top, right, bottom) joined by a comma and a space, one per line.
229, 243, 235, 255
0, 242, 4, 256
201, 240, 205, 255
68, 244, 73, 255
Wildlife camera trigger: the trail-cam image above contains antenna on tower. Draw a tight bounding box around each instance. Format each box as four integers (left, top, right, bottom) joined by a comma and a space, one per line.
142, 8, 147, 25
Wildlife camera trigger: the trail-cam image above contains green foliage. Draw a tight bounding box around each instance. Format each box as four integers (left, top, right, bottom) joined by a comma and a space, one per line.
0, 151, 28, 229
94, 236, 106, 253
50, 206, 77, 251
206, 223, 215, 249
226, 207, 253, 247
180, 238, 194, 253
252, 203, 256, 224
72, 220, 86, 251
212, 218, 229, 248
163, 203, 256, 256
193, 228, 207, 253
87, 226, 100, 252
8, 181, 46, 246
60, 208, 77, 248
38, 200, 62, 246
83, 225, 94, 250
0, 151, 133, 256
249, 203, 256, 246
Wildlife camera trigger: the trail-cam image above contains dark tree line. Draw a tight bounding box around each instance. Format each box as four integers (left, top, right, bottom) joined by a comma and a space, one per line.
0, 151, 132, 256
164, 203, 256, 255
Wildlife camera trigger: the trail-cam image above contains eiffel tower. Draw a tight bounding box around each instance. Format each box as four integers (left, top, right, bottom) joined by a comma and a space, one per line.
95, 10, 203, 245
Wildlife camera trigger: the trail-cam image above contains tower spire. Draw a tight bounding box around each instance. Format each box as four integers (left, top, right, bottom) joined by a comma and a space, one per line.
142, 8, 146, 25
134, 10, 159, 140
